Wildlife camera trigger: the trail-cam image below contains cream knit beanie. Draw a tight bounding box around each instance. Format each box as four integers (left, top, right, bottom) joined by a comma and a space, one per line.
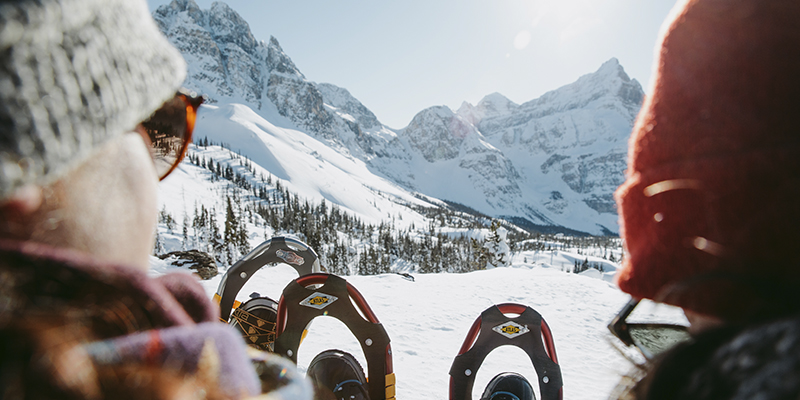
0, 0, 187, 200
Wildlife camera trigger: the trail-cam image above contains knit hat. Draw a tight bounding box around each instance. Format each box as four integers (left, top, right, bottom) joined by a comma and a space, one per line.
0, 0, 186, 201
615, 0, 800, 320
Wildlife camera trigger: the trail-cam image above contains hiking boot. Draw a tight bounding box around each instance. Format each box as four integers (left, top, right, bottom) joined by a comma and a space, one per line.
480, 372, 536, 400
307, 349, 370, 400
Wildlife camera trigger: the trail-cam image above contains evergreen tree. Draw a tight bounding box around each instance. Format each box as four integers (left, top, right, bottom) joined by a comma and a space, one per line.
484, 220, 511, 269
209, 209, 223, 258
182, 212, 190, 250
153, 230, 164, 254
224, 195, 237, 264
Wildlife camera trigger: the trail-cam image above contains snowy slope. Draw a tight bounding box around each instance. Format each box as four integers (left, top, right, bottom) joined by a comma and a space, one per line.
191, 104, 432, 226
150, 253, 687, 400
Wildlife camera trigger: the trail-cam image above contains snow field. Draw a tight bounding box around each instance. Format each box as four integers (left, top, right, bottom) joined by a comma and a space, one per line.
150, 254, 686, 400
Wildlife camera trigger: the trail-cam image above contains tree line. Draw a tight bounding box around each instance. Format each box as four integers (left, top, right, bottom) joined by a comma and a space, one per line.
157, 139, 618, 276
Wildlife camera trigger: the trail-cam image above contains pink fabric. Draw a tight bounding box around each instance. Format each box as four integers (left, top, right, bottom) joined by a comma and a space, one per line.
0, 239, 259, 397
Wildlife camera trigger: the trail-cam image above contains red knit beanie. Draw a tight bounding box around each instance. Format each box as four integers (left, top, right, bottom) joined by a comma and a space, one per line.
615, 0, 800, 320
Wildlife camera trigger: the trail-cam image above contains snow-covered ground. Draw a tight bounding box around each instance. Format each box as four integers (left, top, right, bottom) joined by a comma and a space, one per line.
150, 250, 687, 400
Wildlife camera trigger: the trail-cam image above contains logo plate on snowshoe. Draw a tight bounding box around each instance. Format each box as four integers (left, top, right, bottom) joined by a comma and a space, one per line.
492, 321, 529, 339
300, 292, 338, 310
276, 249, 305, 266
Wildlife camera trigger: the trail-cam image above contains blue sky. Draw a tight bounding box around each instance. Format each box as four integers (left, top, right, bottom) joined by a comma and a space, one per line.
148, 0, 677, 129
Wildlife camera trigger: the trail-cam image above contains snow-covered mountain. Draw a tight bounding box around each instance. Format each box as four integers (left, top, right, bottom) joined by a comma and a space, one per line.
453, 59, 643, 231
153, 0, 643, 235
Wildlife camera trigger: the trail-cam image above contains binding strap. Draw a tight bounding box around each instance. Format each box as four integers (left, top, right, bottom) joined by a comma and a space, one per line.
231, 304, 277, 352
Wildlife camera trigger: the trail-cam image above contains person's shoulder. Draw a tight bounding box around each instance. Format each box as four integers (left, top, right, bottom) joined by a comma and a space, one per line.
684, 314, 800, 400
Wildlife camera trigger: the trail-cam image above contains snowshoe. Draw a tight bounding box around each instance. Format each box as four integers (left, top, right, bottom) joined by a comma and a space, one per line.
229, 293, 278, 352
449, 303, 562, 400
480, 372, 536, 400
307, 349, 370, 400
274, 273, 395, 400
214, 236, 321, 325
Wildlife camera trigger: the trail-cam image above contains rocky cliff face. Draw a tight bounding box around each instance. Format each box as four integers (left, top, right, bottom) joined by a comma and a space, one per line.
400, 107, 522, 209
153, 0, 344, 143
154, 0, 643, 235
393, 59, 642, 233
468, 58, 643, 218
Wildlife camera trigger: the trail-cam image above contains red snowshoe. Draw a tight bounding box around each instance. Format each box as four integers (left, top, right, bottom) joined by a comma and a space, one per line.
274, 273, 395, 400
450, 304, 562, 400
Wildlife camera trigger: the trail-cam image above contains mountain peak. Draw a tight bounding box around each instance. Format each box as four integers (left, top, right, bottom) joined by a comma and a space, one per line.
266, 36, 303, 77
599, 57, 620, 69
154, 0, 202, 22
205, 1, 257, 52
457, 92, 518, 126
516, 58, 643, 117
595, 57, 633, 83
477, 92, 518, 114
269, 35, 282, 49
167, 0, 200, 11
478, 92, 513, 106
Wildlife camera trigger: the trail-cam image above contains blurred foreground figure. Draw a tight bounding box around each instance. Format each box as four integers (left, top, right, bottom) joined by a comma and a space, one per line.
610, 0, 800, 399
0, 0, 310, 398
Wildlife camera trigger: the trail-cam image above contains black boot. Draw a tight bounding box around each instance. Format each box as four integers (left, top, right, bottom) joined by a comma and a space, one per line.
480, 372, 536, 400
307, 349, 370, 400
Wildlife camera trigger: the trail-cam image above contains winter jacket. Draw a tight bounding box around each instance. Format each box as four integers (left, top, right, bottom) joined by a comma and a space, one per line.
613, 313, 800, 400
0, 240, 310, 400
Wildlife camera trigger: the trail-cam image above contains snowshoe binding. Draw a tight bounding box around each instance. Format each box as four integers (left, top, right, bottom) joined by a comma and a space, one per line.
480, 372, 536, 400
307, 349, 370, 400
229, 293, 278, 352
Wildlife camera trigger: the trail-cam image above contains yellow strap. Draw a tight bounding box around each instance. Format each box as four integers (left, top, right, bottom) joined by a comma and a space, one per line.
214, 293, 241, 323
212, 293, 241, 309
385, 373, 396, 399
231, 308, 277, 332
299, 329, 309, 346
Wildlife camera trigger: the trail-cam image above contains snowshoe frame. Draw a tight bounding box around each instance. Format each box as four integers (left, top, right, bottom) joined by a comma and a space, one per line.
213, 236, 321, 323
449, 303, 562, 400
274, 273, 395, 400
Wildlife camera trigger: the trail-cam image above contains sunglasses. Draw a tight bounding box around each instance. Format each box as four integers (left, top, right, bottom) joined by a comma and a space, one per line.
139, 89, 204, 180
607, 298, 691, 360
